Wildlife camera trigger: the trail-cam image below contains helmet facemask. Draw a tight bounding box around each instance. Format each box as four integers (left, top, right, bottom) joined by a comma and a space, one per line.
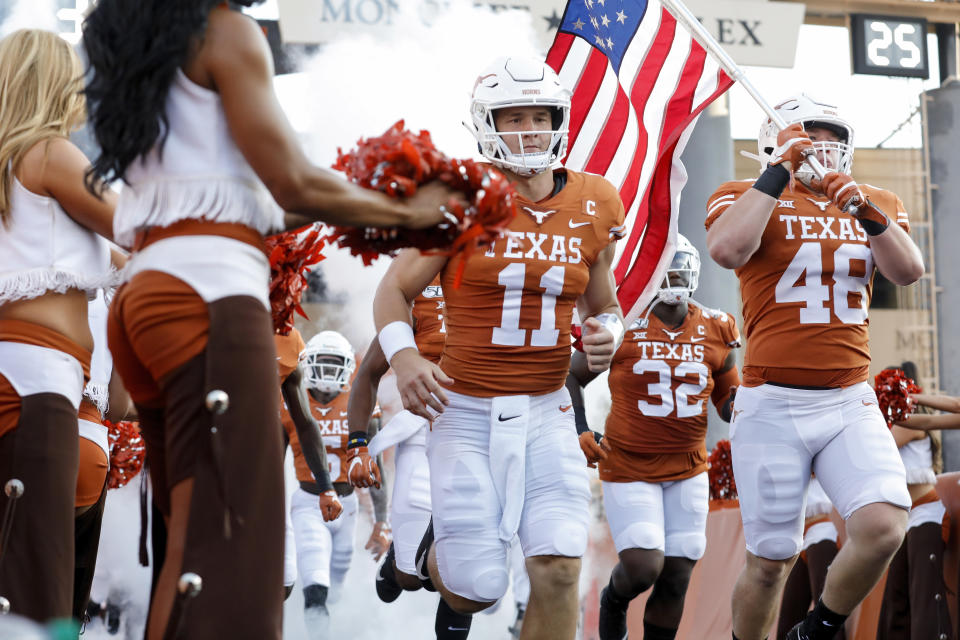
756, 95, 854, 191
474, 104, 569, 176
302, 352, 355, 395
656, 247, 700, 306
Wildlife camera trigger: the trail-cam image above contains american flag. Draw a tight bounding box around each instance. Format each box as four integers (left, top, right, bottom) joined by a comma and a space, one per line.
546, 0, 734, 323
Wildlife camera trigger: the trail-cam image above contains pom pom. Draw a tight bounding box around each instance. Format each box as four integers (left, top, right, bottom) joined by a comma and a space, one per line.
874, 368, 921, 428
326, 120, 517, 281
265, 224, 326, 335
104, 420, 146, 489
708, 439, 737, 500
570, 323, 584, 352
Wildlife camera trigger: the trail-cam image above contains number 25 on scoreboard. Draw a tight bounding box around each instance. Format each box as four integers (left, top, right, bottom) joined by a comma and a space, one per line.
851, 14, 929, 79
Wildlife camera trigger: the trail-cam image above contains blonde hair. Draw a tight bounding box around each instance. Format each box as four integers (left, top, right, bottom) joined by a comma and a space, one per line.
0, 29, 86, 224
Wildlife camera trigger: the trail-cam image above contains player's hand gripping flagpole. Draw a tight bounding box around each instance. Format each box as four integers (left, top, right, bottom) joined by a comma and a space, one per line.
658, 0, 862, 214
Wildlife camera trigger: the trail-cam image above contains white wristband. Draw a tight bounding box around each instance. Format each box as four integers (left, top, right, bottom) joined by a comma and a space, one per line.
594, 313, 625, 347
379, 321, 418, 363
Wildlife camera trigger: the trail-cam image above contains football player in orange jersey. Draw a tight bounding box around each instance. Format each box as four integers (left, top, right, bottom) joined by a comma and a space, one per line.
566, 235, 741, 640
348, 281, 441, 599
373, 56, 626, 640
349, 279, 482, 638
704, 95, 924, 640
274, 327, 341, 600
283, 331, 388, 638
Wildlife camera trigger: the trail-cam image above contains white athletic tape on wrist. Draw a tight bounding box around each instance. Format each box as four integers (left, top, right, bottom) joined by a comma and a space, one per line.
379, 321, 418, 363
593, 313, 625, 347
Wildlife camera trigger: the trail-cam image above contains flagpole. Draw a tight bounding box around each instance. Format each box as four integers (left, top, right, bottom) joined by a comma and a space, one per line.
658, 0, 832, 184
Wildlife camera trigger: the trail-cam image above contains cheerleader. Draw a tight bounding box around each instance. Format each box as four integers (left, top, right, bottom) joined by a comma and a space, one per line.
0, 29, 116, 621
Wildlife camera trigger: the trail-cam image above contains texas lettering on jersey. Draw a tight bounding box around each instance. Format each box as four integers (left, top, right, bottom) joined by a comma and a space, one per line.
440, 169, 625, 397
705, 179, 910, 387
281, 373, 355, 485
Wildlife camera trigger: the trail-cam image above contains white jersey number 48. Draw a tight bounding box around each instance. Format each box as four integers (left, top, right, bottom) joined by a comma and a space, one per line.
775, 242, 872, 325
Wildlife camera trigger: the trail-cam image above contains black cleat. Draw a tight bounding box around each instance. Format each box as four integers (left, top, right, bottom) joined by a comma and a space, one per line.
105, 602, 121, 635
786, 623, 806, 640
415, 518, 436, 592
598, 586, 628, 640
376, 543, 403, 603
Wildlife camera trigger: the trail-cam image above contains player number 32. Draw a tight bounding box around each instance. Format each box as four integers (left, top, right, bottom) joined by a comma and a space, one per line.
775, 242, 873, 324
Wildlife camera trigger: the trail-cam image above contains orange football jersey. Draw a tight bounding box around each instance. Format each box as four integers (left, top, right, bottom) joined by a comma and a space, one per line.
412, 277, 445, 365
599, 303, 740, 483
440, 169, 625, 397
275, 328, 306, 382
283, 388, 351, 485
705, 181, 910, 388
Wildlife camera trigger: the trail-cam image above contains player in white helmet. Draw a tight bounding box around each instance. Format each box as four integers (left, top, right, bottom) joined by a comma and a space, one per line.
567, 234, 741, 640
705, 95, 923, 640
375, 55, 625, 640
282, 331, 388, 639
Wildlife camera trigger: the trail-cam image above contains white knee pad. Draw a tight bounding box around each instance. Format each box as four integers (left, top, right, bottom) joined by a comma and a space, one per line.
602, 480, 666, 554
435, 536, 510, 603
665, 532, 706, 560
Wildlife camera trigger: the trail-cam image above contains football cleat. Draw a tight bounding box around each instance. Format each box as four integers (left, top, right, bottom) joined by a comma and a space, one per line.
376, 544, 403, 603
786, 622, 814, 640
598, 586, 629, 640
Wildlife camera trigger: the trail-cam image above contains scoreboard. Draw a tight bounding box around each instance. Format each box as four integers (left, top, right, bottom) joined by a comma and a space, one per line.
850, 13, 930, 79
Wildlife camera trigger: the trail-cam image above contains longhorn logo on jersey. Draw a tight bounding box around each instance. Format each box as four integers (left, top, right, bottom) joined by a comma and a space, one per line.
522, 207, 557, 225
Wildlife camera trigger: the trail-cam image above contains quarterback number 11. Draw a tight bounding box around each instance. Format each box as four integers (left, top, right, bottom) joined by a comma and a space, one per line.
492, 263, 564, 347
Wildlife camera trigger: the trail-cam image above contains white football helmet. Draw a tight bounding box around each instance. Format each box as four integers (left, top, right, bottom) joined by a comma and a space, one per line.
657, 234, 700, 306
301, 331, 356, 395
465, 56, 571, 176
757, 94, 854, 189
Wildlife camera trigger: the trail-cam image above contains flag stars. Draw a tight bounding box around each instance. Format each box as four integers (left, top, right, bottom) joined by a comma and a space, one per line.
601, 14, 610, 27
616, 9, 627, 23
597, 0, 605, 5
595, 35, 605, 47
590, 15, 599, 29
584, 0, 593, 8
606, 37, 614, 49
573, 17, 585, 30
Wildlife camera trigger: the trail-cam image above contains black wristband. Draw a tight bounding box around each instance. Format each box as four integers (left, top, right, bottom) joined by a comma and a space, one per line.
315, 471, 334, 492
347, 431, 368, 449
573, 405, 589, 435
751, 164, 790, 199
857, 198, 890, 236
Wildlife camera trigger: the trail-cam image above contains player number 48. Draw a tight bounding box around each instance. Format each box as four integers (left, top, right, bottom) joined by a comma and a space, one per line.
775, 242, 873, 324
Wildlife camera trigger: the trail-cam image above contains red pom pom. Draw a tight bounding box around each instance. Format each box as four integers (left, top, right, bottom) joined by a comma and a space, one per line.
326, 120, 517, 281
104, 419, 146, 489
708, 439, 737, 500
570, 324, 584, 352
874, 368, 921, 428
265, 225, 326, 335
